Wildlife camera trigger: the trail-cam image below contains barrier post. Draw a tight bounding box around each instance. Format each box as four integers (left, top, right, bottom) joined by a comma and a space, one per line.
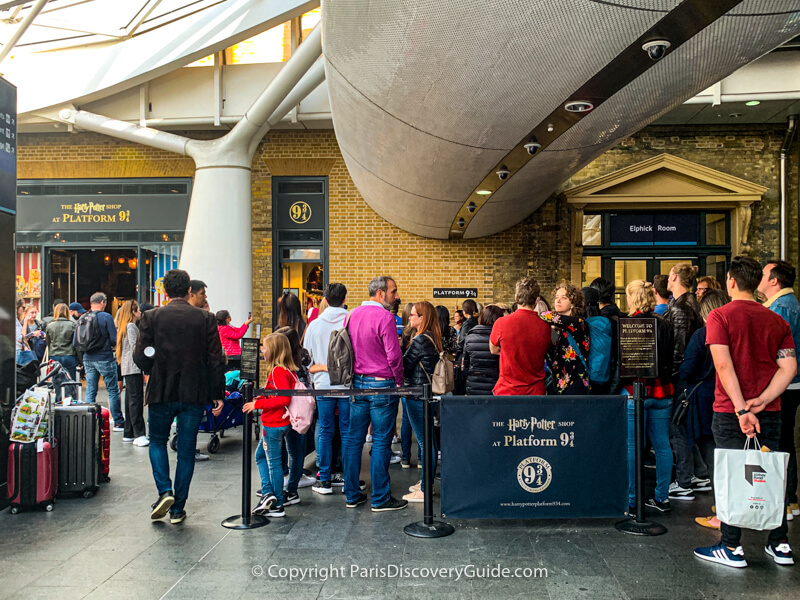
615, 379, 667, 536
404, 384, 455, 538
222, 380, 268, 530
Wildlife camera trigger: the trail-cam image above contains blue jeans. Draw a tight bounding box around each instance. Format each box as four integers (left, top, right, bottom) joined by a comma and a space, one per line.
344, 375, 398, 506
403, 396, 437, 492
627, 397, 672, 504
85, 359, 123, 426
401, 401, 413, 461
255, 425, 302, 506
148, 402, 205, 513
317, 397, 350, 482
51, 355, 77, 381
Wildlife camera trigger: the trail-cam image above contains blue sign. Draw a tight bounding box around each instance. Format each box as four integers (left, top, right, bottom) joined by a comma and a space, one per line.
441, 395, 627, 519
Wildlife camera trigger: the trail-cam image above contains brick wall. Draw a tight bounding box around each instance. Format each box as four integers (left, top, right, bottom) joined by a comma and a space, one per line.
18, 123, 796, 329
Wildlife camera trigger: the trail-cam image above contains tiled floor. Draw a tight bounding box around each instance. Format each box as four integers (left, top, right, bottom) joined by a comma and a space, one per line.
2, 390, 799, 599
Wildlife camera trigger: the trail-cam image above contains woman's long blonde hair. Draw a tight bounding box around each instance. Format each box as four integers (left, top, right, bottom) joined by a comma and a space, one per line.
263, 332, 298, 377
115, 300, 139, 363
626, 280, 656, 314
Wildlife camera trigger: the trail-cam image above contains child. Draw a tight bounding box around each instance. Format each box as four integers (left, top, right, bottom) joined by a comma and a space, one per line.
243, 333, 304, 517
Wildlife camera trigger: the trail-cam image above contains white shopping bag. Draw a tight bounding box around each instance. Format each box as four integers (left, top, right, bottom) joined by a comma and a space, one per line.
714, 436, 788, 531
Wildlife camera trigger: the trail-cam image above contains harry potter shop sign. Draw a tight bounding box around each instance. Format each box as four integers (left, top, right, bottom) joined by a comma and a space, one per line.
16, 194, 189, 232
441, 396, 627, 519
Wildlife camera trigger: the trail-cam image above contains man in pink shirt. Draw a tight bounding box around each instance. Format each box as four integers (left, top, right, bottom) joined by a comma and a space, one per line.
343, 276, 407, 512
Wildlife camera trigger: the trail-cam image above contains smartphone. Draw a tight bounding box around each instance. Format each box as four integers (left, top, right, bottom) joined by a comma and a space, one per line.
248, 312, 252, 318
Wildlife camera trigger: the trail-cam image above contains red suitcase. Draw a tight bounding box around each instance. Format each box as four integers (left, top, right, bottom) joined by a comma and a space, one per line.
100, 407, 111, 482
7, 440, 58, 513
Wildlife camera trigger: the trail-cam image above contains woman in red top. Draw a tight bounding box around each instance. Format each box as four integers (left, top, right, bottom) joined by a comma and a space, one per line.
216, 310, 253, 371
243, 333, 303, 517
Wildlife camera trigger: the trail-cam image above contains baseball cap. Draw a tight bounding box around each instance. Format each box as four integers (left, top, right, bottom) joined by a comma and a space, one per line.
69, 302, 86, 314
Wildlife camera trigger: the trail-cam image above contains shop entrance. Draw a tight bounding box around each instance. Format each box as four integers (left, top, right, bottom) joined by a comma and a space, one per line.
272, 177, 328, 328
49, 248, 138, 313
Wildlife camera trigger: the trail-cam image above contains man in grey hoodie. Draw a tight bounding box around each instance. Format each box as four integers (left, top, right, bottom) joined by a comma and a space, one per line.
302, 283, 349, 495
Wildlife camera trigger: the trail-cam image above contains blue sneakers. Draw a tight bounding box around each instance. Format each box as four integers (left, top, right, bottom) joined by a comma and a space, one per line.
765, 542, 794, 565
694, 542, 747, 568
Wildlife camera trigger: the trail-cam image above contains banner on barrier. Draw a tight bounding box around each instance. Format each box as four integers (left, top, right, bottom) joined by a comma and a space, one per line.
441, 395, 627, 519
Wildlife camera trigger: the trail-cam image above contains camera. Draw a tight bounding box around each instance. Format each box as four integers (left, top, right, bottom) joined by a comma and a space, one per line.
524, 140, 542, 155
496, 165, 510, 180
642, 40, 670, 61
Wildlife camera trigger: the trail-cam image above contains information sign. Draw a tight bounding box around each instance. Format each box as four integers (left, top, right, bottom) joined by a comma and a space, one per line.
239, 338, 261, 382
618, 317, 658, 378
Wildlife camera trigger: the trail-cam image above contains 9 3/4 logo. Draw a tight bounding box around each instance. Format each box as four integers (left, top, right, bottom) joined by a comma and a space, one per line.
289, 201, 312, 224
517, 457, 552, 493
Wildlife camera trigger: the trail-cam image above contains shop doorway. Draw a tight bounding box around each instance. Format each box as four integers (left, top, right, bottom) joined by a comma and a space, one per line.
49, 248, 138, 314
272, 177, 328, 328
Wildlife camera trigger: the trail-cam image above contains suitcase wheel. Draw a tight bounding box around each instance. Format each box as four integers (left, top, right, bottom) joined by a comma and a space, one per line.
83, 491, 94, 499
45, 503, 54, 512
170, 435, 178, 452
10, 506, 19, 514
207, 436, 220, 454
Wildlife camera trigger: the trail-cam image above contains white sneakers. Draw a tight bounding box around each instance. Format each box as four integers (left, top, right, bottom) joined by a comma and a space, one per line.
132, 436, 150, 447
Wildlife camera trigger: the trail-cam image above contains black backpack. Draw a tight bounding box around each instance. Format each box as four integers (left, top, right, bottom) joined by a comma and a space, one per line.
74, 311, 106, 354
327, 315, 354, 387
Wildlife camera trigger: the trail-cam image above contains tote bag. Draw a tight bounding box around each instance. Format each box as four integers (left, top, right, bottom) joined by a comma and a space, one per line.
714, 436, 788, 531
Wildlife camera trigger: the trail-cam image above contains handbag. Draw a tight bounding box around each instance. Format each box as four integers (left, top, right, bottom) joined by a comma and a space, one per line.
714, 435, 788, 530
670, 380, 703, 426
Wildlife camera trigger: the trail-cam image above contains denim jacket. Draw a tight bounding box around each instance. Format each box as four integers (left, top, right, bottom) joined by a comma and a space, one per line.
766, 289, 800, 385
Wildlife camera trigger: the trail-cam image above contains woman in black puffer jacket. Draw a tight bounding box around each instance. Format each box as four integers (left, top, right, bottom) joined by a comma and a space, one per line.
402, 301, 442, 503
463, 305, 505, 395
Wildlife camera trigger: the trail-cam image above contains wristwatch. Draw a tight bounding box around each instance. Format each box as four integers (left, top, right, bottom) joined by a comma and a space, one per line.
735, 408, 749, 417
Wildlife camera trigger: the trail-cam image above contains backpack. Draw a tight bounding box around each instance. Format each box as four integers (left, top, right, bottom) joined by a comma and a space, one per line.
282, 372, 316, 434
74, 311, 106, 354
422, 334, 455, 395
327, 315, 354, 387
566, 316, 612, 385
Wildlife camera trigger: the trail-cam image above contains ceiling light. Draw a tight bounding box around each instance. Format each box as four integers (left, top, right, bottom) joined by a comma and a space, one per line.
476, 190, 492, 195
547, 124, 554, 132
745, 100, 760, 107
564, 101, 594, 113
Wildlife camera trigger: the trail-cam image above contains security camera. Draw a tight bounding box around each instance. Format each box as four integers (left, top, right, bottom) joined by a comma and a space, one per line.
524, 140, 542, 155
642, 40, 670, 61
497, 165, 510, 180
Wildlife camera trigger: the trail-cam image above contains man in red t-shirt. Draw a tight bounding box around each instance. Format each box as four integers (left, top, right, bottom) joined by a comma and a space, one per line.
694, 256, 797, 569
489, 277, 552, 395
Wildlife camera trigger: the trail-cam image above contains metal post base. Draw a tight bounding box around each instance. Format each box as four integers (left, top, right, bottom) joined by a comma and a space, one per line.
615, 518, 667, 536
222, 514, 269, 530
404, 520, 456, 538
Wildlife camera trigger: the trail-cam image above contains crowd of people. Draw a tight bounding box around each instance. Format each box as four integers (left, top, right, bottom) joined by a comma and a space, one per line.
13, 258, 799, 567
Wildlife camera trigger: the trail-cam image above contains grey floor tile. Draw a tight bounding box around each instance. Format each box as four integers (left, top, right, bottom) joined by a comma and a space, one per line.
546, 575, 628, 600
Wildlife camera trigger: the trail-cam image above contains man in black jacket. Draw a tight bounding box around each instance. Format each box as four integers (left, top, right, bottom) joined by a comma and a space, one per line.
454, 299, 479, 394
134, 269, 225, 524
665, 263, 706, 500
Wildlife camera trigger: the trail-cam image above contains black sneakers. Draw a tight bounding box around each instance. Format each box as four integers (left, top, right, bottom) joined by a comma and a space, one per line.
267, 505, 285, 518
169, 510, 186, 524
346, 493, 368, 508
313, 480, 333, 495
283, 491, 300, 506
372, 496, 409, 512
646, 498, 672, 513
253, 493, 276, 516
150, 491, 175, 520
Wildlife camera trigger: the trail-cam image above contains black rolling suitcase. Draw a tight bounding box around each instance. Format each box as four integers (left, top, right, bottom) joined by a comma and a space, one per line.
53, 404, 101, 499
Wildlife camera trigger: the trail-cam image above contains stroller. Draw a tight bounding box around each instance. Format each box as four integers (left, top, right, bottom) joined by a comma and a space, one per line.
169, 370, 250, 454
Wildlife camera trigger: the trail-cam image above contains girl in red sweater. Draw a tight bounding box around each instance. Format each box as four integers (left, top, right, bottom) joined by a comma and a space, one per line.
243, 333, 304, 517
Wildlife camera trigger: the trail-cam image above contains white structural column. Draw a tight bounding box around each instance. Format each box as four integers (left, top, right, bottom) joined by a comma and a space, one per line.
57, 24, 323, 325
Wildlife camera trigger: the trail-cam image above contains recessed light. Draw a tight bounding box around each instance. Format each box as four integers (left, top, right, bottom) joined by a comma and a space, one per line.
476, 190, 492, 195
565, 101, 594, 113
729, 113, 743, 118
745, 100, 760, 107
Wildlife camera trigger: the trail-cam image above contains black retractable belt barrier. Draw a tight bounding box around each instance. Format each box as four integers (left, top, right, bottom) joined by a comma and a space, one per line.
222, 380, 269, 530
615, 380, 667, 536
404, 384, 455, 538
223, 383, 425, 531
